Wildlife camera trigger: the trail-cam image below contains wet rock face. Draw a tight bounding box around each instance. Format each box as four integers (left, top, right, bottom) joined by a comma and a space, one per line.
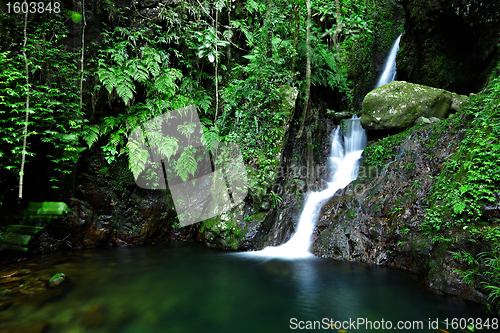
247, 102, 337, 250
310, 118, 488, 303
361, 81, 468, 130
36, 156, 197, 253
398, 0, 500, 94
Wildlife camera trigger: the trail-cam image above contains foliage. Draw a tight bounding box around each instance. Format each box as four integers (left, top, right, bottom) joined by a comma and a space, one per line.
362, 123, 425, 167
0, 12, 86, 200
421, 60, 500, 306
200, 216, 246, 250
0, 0, 401, 249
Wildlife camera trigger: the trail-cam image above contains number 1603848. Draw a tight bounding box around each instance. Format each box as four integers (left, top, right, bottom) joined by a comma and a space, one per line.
6, 2, 61, 14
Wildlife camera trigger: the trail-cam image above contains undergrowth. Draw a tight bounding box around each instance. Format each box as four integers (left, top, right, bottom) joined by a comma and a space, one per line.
422, 60, 500, 308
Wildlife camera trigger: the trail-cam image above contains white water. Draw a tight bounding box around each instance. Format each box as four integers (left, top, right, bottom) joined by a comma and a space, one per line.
375, 33, 402, 88
246, 118, 367, 259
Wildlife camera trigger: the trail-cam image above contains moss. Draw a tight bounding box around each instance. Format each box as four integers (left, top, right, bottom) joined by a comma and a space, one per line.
361, 81, 457, 130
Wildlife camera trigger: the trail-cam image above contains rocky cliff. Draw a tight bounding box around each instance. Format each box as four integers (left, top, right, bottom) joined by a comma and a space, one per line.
398, 0, 500, 94
310, 110, 498, 306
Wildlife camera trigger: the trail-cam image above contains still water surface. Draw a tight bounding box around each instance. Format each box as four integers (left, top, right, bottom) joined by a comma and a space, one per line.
0, 241, 496, 332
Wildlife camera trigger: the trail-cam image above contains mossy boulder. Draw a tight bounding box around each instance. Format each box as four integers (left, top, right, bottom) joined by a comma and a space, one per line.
361, 81, 467, 130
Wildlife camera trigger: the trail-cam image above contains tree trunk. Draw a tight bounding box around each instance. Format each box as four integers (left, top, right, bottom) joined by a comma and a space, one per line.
296, 0, 311, 139
79, 0, 86, 112
291, 2, 299, 82
333, 0, 342, 48
214, 1, 219, 132
19, 10, 29, 210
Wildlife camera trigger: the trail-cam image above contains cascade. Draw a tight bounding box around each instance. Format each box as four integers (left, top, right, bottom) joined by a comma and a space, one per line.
247, 117, 367, 259
375, 33, 402, 88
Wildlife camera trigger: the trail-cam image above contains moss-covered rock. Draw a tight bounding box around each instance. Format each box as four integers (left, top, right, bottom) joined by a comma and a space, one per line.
361, 81, 468, 130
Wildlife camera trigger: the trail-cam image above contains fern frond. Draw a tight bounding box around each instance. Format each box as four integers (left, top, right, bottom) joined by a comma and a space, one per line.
146, 132, 179, 161
116, 76, 135, 105
110, 132, 122, 147
154, 74, 176, 98
97, 68, 117, 94
159, 135, 179, 161
202, 127, 219, 152
175, 149, 197, 182
319, 48, 337, 72
102, 116, 116, 134
134, 64, 149, 82
178, 122, 196, 140
124, 59, 138, 79
127, 137, 149, 179
146, 59, 161, 78
82, 125, 100, 148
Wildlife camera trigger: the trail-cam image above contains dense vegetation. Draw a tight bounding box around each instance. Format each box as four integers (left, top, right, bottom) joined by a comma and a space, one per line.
0, 0, 398, 226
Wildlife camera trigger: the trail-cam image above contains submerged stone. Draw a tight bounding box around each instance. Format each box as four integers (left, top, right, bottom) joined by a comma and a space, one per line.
49, 273, 66, 287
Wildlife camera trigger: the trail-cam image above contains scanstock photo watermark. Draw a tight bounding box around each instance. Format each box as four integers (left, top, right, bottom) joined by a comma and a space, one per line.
289, 317, 500, 330
127, 105, 248, 226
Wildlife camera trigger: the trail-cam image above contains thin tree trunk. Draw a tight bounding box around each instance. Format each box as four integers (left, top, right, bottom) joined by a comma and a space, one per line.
19, 10, 29, 209
227, 5, 231, 65
333, 0, 341, 48
291, 2, 299, 82
79, 0, 86, 112
296, 0, 311, 139
214, 1, 219, 132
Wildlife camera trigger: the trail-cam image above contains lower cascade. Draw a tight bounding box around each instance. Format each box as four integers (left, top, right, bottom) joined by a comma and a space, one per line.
247, 117, 367, 259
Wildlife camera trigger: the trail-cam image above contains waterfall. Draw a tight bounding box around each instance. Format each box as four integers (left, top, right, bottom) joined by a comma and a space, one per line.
375, 33, 402, 89
247, 117, 366, 259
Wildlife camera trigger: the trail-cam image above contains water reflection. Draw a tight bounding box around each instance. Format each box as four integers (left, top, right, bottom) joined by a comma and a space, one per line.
0, 242, 495, 333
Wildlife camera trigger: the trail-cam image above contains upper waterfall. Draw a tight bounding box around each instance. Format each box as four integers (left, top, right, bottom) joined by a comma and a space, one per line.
375, 33, 402, 89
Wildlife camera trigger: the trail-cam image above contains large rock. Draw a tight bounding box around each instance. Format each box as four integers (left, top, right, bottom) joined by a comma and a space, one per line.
361, 81, 467, 130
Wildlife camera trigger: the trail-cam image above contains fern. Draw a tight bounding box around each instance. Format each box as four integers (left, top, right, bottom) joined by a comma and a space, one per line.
127, 137, 149, 179
202, 127, 219, 152
97, 68, 117, 95
158, 135, 179, 161
178, 122, 196, 140
101, 116, 116, 135
134, 63, 149, 82
144, 47, 161, 77
175, 149, 197, 182
81, 125, 100, 148
109, 46, 127, 64
146, 59, 161, 78
198, 92, 212, 114
238, 22, 254, 46
146, 131, 179, 161
110, 131, 122, 147
124, 59, 138, 79
154, 71, 181, 99
245, 0, 260, 14
116, 75, 135, 105
319, 47, 337, 72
